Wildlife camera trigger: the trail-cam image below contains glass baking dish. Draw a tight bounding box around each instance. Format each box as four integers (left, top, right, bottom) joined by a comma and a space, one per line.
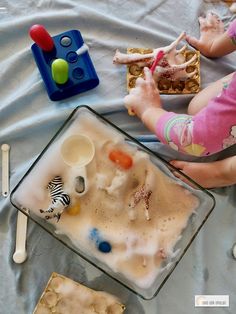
10, 105, 215, 300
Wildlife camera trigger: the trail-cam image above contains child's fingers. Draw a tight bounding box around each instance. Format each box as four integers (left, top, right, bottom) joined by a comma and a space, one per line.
169, 160, 185, 170
124, 94, 136, 109
208, 12, 221, 23
209, 13, 224, 31
185, 34, 200, 50
171, 170, 196, 188
129, 86, 139, 95
198, 16, 208, 31
198, 16, 206, 24
209, 12, 220, 20
143, 67, 153, 82
135, 76, 145, 86
124, 94, 136, 115
206, 12, 217, 27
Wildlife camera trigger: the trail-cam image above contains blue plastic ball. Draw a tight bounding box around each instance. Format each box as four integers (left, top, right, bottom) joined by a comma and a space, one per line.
98, 241, 112, 253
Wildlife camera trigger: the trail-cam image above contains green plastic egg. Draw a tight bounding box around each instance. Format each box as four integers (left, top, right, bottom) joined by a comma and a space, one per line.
51, 59, 69, 84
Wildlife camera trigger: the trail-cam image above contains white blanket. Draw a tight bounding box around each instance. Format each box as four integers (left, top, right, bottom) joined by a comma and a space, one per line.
0, 0, 236, 313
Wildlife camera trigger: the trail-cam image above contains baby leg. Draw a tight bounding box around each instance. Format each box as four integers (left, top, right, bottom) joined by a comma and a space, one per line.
188, 72, 235, 115
170, 156, 236, 188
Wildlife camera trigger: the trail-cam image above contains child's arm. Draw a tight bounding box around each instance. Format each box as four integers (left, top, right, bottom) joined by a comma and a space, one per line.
170, 155, 236, 189
124, 67, 195, 153
124, 67, 236, 157
186, 13, 236, 57
124, 67, 167, 133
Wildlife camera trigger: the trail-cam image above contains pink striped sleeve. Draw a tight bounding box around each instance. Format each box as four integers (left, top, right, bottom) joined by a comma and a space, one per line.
155, 112, 194, 148
154, 112, 177, 144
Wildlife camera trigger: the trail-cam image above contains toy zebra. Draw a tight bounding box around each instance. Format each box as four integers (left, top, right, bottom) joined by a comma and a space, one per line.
40, 176, 70, 222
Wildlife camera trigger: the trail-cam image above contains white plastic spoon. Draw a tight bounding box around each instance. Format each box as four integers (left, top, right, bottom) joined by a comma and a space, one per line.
1, 143, 10, 197
13, 211, 28, 264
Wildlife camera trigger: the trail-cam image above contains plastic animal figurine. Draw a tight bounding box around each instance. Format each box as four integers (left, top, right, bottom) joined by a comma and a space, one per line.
113, 32, 197, 81
40, 176, 70, 222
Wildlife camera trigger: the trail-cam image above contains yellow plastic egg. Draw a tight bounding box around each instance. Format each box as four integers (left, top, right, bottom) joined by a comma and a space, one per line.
51, 58, 69, 84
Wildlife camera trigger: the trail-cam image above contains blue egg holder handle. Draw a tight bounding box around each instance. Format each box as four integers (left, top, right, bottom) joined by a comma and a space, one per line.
31, 30, 99, 101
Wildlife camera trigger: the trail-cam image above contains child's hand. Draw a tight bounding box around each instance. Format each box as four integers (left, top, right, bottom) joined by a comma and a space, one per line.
186, 12, 224, 57
124, 67, 162, 120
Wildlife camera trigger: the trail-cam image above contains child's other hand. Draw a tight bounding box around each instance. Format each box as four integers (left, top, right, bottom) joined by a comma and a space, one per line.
186, 12, 224, 57
124, 67, 162, 119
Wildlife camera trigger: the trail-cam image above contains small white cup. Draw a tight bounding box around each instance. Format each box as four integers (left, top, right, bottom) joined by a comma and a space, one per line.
61, 134, 95, 196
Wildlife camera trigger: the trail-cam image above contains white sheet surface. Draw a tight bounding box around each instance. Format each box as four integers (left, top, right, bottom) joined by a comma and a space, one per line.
0, 0, 236, 313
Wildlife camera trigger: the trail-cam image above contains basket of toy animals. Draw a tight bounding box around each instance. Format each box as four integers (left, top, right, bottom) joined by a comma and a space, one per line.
10, 106, 215, 300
